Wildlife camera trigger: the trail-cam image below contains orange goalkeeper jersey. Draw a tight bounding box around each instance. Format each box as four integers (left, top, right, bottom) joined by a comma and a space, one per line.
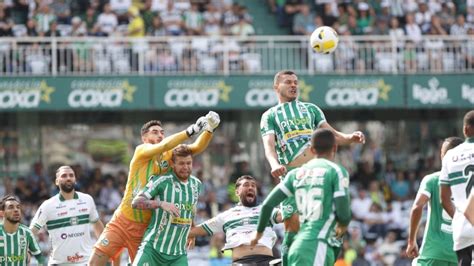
117, 131, 212, 223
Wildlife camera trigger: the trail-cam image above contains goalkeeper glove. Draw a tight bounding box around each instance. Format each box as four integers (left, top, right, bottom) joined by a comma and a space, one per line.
205, 111, 220, 132
186, 116, 207, 137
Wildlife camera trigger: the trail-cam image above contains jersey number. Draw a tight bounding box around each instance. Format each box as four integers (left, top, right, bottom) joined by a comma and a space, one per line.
295, 188, 322, 221
464, 164, 474, 198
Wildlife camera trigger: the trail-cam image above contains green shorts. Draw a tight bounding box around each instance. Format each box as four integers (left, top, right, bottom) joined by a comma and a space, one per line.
280, 166, 298, 220
133, 247, 188, 266
288, 238, 335, 266
413, 257, 457, 266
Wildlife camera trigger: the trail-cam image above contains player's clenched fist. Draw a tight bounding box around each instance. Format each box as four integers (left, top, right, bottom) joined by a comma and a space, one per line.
205, 111, 220, 132
186, 116, 207, 137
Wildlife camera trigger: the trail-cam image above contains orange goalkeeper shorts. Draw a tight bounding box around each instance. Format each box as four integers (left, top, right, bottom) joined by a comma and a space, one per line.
94, 213, 148, 261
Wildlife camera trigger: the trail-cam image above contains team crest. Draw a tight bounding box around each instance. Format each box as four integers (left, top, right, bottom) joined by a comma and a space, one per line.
160, 160, 169, 168
20, 237, 27, 248
70, 217, 78, 225
174, 182, 181, 192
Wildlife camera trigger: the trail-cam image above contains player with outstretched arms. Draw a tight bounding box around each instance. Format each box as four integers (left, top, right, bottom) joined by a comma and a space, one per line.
260, 70, 364, 264
440, 110, 474, 266
252, 128, 351, 266
89, 112, 220, 265
188, 175, 282, 265
30, 166, 103, 265
406, 137, 463, 266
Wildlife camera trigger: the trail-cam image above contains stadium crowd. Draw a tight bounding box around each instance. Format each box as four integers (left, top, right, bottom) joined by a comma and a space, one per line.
0, 0, 471, 74
0, 128, 447, 265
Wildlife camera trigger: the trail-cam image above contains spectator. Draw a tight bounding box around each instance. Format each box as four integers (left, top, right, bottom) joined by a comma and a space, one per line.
45, 21, 60, 37
34, 5, 56, 34
230, 15, 255, 37
70, 16, 87, 36
222, 3, 240, 34
203, 3, 222, 36
184, 3, 203, 35
97, 3, 118, 36
81, 7, 98, 33
26, 18, 38, 36
356, 2, 374, 34
292, 4, 314, 35
127, 6, 145, 37
161, 1, 184, 36
50, 0, 71, 24
141, 0, 156, 33
372, 18, 389, 35
450, 14, 468, 35
0, 8, 13, 37
109, 0, 131, 19
377, 231, 401, 265
405, 12, 422, 43
438, 2, 456, 32
147, 15, 166, 36
415, 2, 432, 33
391, 171, 410, 201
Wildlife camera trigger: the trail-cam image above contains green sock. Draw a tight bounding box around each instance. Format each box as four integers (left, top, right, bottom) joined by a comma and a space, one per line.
281, 231, 297, 266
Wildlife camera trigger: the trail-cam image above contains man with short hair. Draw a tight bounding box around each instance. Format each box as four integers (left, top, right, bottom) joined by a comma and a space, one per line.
0, 195, 44, 265
252, 128, 351, 266
440, 110, 474, 266
30, 165, 104, 265
188, 175, 282, 265
260, 70, 364, 264
131, 144, 203, 266
406, 136, 464, 266
89, 112, 220, 265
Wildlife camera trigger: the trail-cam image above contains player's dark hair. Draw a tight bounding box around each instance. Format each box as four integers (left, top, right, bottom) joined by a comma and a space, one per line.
311, 128, 336, 153
443, 137, 463, 151
56, 165, 73, 174
172, 144, 192, 162
0, 195, 20, 211
235, 175, 256, 188
464, 110, 474, 128
141, 120, 162, 136
273, 70, 296, 85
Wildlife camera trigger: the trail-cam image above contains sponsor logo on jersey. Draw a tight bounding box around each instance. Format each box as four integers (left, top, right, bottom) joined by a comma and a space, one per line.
61, 232, 85, 239
57, 211, 68, 217
171, 217, 192, 226
283, 129, 312, 143
67, 253, 84, 263
0, 255, 25, 263
164, 80, 232, 107
67, 80, 136, 108
412, 78, 450, 105
70, 217, 78, 225
0, 80, 55, 109
174, 203, 194, 211
79, 208, 88, 213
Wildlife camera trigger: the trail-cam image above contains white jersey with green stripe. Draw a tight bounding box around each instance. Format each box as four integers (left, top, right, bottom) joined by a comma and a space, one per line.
0, 224, 41, 266
30, 192, 100, 264
439, 138, 474, 250
200, 205, 278, 251
278, 158, 349, 247
417, 172, 457, 263
260, 100, 326, 165
140, 173, 202, 256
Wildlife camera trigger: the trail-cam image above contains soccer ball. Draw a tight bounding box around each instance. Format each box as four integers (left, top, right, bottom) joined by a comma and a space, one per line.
310, 26, 339, 54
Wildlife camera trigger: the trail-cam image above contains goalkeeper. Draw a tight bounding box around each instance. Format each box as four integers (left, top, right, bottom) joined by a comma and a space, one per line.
89, 111, 221, 266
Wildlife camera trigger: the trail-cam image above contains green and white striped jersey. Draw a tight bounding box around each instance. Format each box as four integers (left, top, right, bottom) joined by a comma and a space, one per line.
416, 172, 457, 263
200, 205, 278, 251
0, 224, 41, 266
260, 101, 326, 165
30, 192, 100, 264
140, 172, 202, 256
439, 138, 474, 250
278, 158, 349, 247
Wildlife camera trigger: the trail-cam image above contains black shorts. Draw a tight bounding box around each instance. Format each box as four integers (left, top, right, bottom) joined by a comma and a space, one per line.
455, 245, 473, 266
232, 254, 279, 266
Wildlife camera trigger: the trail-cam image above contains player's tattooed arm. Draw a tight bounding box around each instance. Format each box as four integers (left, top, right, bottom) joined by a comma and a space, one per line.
132, 194, 180, 217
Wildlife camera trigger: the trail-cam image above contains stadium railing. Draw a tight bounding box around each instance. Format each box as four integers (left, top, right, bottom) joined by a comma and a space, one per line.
0, 35, 472, 76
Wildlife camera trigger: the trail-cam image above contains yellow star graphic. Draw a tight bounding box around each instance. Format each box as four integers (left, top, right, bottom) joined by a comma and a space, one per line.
40, 80, 55, 103
298, 80, 313, 102
377, 80, 392, 101
217, 81, 232, 102
122, 81, 137, 102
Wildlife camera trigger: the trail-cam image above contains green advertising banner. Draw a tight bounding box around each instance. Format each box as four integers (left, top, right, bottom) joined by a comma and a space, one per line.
152, 75, 404, 109
407, 75, 474, 108
0, 77, 150, 111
